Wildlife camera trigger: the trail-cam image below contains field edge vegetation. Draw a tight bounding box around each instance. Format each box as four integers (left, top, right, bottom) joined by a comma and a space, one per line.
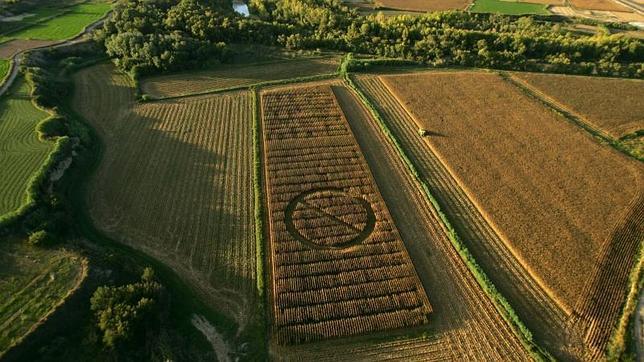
606, 243, 644, 360
341, 56, 552, 361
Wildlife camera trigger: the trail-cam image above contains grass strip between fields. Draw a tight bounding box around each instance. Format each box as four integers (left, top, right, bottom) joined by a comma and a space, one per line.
606, 242, 644, 360
342, 62, 553, 361
251, 88, 266, 298
501, 72, 643, 162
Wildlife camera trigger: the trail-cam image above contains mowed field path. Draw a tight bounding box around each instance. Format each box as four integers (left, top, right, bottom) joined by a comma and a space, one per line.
72, 64, 258, 331
275, 83, 531, 360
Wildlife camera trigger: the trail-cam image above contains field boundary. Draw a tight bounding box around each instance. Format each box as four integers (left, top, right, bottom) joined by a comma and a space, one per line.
606, 242, 644, 360
502, 72, 643, 162
342, 63, 552, 361
142, 72, 340, 102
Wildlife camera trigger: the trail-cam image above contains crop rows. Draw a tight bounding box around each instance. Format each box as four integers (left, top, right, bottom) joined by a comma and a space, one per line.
280, 83, 532, 360
511, 72, 644, 140
359, 72, 643, 360
0, 78, 54, 216
261, 85, 431, 344
72, 64, 258, 325
142, 57, 340, 98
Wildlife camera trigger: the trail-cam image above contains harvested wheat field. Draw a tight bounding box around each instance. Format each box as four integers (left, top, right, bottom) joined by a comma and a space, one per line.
141, 56, 340, 99
375, 0, 471, 11
261, 84, 432, 344
380, 71, 643, 357
569, 0, 632, 11
72, 63, 258, 329
512, 72, 644, 139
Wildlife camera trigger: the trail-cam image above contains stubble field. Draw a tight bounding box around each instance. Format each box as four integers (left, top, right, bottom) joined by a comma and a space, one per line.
141, 56, 340, 99
72, 63, 259, 329
512, 72, 644, 139
266, 81, 531, 360
375, 70, 643, 358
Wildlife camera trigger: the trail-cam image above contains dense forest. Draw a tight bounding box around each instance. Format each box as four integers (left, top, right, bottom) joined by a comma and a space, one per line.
97, 0, 644, 77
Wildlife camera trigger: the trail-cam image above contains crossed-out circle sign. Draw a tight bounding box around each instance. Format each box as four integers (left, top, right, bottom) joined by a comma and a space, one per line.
284, 187, 375, 250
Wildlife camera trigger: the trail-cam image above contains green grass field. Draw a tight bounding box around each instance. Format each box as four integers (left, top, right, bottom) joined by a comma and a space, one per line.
470, 0, 549, 14
0, 59, 9, 81
0, 78, 54, 216
0, 238, 84, 355
5, 2, 111, 41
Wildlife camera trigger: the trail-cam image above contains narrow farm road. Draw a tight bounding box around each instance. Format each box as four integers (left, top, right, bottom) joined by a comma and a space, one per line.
0, 10, 111, 96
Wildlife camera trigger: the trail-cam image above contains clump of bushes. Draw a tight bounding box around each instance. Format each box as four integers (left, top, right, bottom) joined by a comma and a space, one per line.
90, 268, 163, 349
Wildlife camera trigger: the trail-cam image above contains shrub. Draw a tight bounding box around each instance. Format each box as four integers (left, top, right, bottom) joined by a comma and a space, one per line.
90, 268, 163, 348
28, 229, 57, 246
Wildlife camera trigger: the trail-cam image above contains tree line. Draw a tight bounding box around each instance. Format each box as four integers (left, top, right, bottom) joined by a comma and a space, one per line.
97, 0, 643, 77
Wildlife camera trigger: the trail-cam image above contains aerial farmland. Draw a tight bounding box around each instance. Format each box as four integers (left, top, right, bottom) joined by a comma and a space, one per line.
0, 0, 642, 360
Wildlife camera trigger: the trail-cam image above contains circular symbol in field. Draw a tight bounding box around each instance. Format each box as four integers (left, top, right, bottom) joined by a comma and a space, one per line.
285, 188, 375, 250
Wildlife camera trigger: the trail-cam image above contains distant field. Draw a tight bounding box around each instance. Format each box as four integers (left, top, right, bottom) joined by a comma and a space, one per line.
261, 84, 431, 344
72, 63, 258, 327
381, 71, 643, 355
569, 0, 631, 11
375, 0, 471, 11
470, 0, 549, 14
5, 2, 110, 41
140, 57, 340, 98
0, 78, 54, 216
0, 239, 85, 355
512, 72, 644, 139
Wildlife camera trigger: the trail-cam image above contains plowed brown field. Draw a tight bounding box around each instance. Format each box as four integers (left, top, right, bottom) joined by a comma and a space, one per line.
512, 72, 644, 139
261, 84, 431, 344
72, 63, 259, 330
379, 70, 643, 359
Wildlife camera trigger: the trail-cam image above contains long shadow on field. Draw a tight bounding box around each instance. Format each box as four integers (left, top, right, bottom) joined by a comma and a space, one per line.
72, 65, 259, 331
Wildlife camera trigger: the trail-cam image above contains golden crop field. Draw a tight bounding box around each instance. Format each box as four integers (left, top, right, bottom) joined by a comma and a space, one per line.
569, 0, 632, 11
141, 56, 340, 99
72, 64, 258, 326
512, 72, 644, 139
380, 71, 643, 358
375, 0, 471, 11
261, 84, 432, 344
